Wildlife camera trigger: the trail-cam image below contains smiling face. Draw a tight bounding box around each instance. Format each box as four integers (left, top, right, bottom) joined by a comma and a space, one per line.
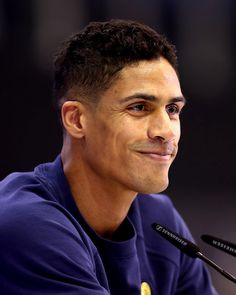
77, 57, 185, 194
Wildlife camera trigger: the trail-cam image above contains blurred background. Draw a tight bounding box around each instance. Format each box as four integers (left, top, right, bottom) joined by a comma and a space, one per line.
0, 0, 235, 293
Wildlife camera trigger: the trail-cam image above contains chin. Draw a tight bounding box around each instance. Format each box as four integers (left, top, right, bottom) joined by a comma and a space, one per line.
137, 178, 169, 194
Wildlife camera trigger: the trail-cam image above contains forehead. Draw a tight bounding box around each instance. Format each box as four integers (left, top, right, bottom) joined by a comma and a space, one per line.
102, 57, 182, 101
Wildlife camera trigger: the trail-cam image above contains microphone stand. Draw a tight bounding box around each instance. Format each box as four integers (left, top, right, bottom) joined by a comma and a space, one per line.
196, 252, 236, 283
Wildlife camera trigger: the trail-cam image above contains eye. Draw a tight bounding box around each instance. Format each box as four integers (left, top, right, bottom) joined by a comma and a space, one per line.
126, 102, 151, 117
128, 104, 146, 112
166, 104, 181, 116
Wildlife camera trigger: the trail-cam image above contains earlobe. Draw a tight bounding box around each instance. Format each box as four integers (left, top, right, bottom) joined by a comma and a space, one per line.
61, 101, 85, 139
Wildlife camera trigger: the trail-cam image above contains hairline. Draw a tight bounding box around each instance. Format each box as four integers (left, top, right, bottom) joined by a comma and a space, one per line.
66, 56, 179, 108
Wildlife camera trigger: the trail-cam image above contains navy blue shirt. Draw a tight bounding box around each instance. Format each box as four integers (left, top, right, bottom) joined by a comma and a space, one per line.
0, 156, 218, 294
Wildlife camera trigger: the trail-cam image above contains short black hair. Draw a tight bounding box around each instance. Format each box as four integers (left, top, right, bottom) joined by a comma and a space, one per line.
53, 19, 178, 111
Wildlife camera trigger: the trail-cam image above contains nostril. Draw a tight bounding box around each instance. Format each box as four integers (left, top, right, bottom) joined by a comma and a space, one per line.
147, 127, 176, 143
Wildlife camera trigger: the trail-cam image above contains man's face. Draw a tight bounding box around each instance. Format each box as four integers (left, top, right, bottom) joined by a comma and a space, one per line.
82, 57, 185, 194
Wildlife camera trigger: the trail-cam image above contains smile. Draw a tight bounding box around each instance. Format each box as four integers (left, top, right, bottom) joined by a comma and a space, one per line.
138, 151, 172, 161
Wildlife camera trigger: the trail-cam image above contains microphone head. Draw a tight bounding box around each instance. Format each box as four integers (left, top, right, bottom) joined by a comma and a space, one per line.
152, 224, 236, 283
201, 234, 236, 257
152, 223, 201, 258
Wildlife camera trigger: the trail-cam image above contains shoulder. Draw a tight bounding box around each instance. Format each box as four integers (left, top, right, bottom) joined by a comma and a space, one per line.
0, 192, 95, 261
0, 169, 52, 205
0, 171, 97, 268
0, 171, 111, 293
0, 183, 107, 292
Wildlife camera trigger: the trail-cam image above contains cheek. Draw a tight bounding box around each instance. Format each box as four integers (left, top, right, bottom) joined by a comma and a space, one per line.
85, 120, 127, 157
108, 128, 134, 157
85, 113, 147, 162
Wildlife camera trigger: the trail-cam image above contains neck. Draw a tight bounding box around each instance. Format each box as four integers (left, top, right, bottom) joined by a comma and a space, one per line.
61, 144, 137, 239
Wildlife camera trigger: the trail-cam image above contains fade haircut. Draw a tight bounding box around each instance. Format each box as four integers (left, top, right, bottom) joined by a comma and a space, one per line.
53, 19, 178, 111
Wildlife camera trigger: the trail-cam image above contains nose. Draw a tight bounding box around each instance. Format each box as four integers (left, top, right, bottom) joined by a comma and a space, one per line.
147, 109, 176, 143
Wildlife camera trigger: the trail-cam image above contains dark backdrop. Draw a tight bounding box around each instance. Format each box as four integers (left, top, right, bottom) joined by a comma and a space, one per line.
1, 1, 235, 294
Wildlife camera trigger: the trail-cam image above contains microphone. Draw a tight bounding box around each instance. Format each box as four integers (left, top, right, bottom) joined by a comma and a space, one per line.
152, 223, 236, 284
201, 234, 236, 257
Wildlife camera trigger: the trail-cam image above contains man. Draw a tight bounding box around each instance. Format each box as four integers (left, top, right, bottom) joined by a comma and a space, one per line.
0, 20, 218, 294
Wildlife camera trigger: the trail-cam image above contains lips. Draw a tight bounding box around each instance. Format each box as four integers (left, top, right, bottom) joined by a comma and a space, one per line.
138, 147, 175, 156
138, 151, 172, 160
139, 151, 172, 156
131, 142, 177, 161
136, 148, 175, 162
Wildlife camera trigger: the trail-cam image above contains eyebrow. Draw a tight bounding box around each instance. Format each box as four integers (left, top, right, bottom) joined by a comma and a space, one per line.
120, 93, 187, 105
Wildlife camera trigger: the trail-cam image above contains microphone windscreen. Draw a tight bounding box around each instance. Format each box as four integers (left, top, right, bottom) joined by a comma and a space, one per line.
152, 224, 236, 283
201, 234, 236, 257
152, 223, 200, 258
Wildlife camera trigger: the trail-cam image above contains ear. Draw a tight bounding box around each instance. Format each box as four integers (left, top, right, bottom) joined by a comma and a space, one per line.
61, 101, 86, 139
